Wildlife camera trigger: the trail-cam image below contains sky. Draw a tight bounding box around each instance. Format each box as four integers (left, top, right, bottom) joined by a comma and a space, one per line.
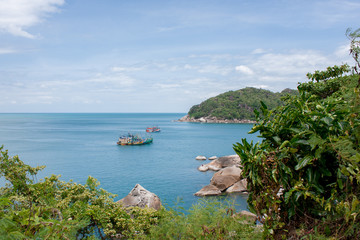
0, 0, 359, 113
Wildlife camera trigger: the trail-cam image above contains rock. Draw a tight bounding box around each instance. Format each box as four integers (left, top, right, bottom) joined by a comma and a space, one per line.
212, 165, 242, 180
210, 175, 239, 191
195, 155, 207, 160
206, 159, 223, 171
116, 184, 161, 210
194, 184, 222, 196
234, 210, 257, 224
178, 115, 191, 122
216, 155, 241, 168
208, 156, 218, 160
199, 117, 206, 123
210, 166, 241, 191
196, 155, 241, 172
197, 164, 209, 172
226, 179, 248, 193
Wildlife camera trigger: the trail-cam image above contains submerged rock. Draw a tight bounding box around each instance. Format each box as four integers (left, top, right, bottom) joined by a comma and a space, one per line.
116, 184, 161, 210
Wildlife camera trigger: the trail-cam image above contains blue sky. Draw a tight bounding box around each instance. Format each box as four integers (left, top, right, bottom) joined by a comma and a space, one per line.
0, 0, 359, 113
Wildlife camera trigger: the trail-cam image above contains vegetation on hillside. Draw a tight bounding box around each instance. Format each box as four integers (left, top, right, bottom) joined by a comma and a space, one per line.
233, 28, 360, 239
188, 87, 298, 120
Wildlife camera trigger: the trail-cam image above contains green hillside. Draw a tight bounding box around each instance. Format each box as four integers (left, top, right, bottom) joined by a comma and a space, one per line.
188, 87, 298, 120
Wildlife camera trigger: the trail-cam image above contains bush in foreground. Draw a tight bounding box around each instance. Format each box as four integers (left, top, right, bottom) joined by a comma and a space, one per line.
234, 28, 360, 239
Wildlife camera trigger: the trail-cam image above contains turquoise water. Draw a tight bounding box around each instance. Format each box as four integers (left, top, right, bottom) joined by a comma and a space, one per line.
0, 113, 259, 210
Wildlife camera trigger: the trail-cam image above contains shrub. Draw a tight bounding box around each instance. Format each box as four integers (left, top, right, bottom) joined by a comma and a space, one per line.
234, 68, 360, 239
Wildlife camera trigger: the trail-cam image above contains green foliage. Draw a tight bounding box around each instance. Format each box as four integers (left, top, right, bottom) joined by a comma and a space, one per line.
147, 198, 262, 240
0, 146, 163, 239
306, 64, 350, 82
188, 87, 298, 120
233, 67, 360, 239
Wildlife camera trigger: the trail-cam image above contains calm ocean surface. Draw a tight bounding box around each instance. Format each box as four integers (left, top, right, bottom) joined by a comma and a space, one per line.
0, 113, 259, 210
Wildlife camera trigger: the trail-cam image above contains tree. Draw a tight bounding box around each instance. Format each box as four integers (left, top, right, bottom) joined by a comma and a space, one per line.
346, 28, 360, 85
234, 34, 360, 238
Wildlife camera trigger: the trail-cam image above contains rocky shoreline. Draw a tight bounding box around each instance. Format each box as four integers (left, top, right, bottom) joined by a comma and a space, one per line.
194, 155, 249, 196
178, 115, 256, 124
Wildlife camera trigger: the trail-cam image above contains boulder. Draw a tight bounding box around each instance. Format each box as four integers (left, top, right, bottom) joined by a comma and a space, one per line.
194, 184, 222, 196
212, 165, 242, 180
210, 166, 241, 191
208, 156, 218, 160
198, 155, 241, 172
195, 155, 207, 160
206, 160, 223, 171
210, 175, 238, 191
197, 164, 209, 172
226, 179, 248, 193
116, 184, 161, 210
216, 155, 241, 168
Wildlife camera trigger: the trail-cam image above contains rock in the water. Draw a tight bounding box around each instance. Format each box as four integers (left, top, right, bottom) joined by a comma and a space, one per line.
210, 175, 238, 191
196, 154, 241, 172
194, 184, 222, 196
216, 155, 241, 168
210, 166, 241, 191
208, 156, 218, 160
212, 165, 242, 180
197, 164, 209, 172
226, 179, 248, 193
206, 159, 223, 171
116, 184, 161, 210
195, 155, 207, 160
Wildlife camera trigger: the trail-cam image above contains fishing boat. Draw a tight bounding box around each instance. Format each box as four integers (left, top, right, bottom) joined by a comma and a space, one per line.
117, 133, 153, 145
146, 126, 160, 133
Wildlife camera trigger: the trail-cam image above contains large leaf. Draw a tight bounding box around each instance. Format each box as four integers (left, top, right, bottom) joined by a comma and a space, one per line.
295, 155, 313, 170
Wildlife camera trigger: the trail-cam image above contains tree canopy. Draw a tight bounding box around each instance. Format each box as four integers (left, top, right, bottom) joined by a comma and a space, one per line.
188, 87, 298, 120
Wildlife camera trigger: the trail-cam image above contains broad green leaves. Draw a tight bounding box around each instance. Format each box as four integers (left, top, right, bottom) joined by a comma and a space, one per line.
234, 68, 360, 239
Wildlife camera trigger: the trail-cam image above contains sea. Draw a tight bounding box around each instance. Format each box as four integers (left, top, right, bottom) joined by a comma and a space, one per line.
0, 113, 260, 211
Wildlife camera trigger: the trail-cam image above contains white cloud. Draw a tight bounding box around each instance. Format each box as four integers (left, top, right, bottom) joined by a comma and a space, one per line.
235, 65, 254, 75
154, 83, 181, 89
251, 48, 267, 54
334, 43, 350, 59
251, 50, 330, 76
249, 84, 269, 89
0, 0, 65, 38
111, 66, 144, 72
0, 47, 16, 54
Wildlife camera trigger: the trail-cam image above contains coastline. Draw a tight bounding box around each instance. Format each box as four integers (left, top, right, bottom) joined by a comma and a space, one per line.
177, 115, 256, 124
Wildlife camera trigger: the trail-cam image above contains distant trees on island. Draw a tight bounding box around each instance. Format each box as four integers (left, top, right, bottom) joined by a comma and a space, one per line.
188, 87, 298, 121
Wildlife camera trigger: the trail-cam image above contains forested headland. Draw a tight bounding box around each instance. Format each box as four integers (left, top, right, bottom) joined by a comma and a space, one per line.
186, 87, 298, 121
